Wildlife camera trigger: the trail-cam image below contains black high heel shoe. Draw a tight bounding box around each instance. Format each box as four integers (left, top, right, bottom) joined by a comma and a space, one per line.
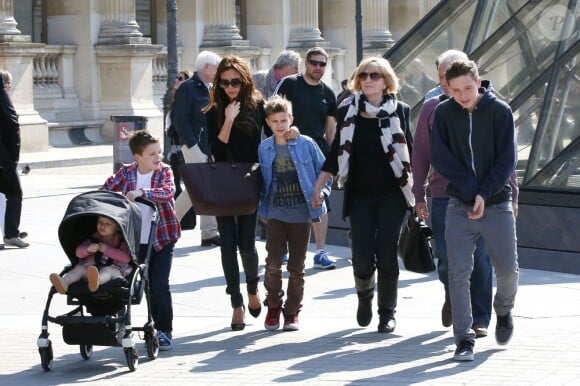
231, 306, 246, 331
248, 293, 262, 318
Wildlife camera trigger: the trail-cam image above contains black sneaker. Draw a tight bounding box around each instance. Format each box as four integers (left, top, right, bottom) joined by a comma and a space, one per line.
454, 339, 475, 361
495, 312, 514, 345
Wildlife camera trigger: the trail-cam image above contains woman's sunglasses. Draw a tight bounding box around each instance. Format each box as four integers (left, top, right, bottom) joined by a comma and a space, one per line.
176, 74, 187, 81
219, 78, 243, 89
358, 72, 382, 81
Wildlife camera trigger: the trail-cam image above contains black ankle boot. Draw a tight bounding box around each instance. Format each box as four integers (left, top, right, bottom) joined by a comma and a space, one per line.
377, 270, 398, 333
354, 274, 375, 327
378, 315, 396, 333
357, 290, 373, 327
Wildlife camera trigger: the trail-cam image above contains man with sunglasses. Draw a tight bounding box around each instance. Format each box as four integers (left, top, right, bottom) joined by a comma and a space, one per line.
173, 50, 222, 247
275, 47, 338, 270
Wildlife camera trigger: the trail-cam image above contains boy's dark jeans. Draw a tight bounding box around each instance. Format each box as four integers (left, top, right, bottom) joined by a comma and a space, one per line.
264, 219, 311, 316
139, 242, 174, 333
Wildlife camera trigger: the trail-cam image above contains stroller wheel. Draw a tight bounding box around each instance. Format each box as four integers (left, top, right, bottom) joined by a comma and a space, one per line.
39, 342, 53, 372
146, 330, 159, 360
80, 344, 93, 360
124, 347, 139, 372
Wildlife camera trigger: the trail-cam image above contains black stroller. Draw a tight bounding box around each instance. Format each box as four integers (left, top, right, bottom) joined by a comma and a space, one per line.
37, 190, 159, 372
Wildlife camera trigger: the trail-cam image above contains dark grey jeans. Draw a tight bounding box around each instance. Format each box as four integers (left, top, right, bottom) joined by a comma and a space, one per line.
445, 197, 519, 344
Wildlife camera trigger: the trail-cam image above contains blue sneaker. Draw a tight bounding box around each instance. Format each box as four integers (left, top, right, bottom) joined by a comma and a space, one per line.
281, 254, 288, 265
313, 250, 336, 270
158, 330, 172, 351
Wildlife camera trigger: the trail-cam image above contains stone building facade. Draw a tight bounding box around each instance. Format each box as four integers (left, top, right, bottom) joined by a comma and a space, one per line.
1, 0, 436, 152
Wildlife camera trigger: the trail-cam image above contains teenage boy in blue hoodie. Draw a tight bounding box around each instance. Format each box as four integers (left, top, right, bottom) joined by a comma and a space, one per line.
431, 59, 519, 362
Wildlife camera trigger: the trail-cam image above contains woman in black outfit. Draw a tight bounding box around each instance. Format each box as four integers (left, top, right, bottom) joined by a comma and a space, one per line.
312, 57, 414, 333
204, 55, 268, 330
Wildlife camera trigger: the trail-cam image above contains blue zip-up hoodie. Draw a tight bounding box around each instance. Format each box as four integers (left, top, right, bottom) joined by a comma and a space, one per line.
258, 135, 332, 221
431, 82, 516, 205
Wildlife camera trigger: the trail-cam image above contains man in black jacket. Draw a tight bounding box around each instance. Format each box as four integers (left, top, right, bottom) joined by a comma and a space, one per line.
0, 70, 28, 248
173, 51, 221, 247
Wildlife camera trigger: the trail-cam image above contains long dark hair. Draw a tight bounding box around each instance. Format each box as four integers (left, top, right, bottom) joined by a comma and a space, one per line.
204, 55, 263, 135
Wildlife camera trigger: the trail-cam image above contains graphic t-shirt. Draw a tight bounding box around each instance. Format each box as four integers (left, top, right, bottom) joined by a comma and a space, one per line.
267, 144, 310, 223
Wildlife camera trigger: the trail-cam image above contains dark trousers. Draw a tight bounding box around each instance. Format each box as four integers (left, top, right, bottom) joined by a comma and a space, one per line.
216, 212, 260, 308
139, 242, 174, 333
264, 219, 311, 316
0, 163, 23, 238
349, 191, 407, 316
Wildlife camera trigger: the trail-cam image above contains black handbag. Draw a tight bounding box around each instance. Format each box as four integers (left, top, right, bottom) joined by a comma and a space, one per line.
398, 213, 436, 273
178, 155, 262, 217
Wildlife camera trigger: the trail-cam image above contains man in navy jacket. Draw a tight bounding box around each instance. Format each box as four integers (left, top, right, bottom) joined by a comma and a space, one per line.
173, 51, 221, 247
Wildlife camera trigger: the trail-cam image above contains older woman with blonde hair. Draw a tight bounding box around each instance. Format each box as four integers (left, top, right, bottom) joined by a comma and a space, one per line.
312, 57, 414, 333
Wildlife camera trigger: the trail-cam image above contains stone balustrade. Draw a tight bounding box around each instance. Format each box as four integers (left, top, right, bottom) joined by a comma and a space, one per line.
153, 52, 168, 85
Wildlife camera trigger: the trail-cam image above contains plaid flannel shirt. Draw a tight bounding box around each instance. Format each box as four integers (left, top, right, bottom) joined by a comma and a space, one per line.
101, 162, 181, 251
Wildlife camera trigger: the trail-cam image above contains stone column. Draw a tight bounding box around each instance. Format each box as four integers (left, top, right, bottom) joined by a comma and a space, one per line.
0, 0, 18, 34
98, 0, 150, 44
363, 0, 394, 52
288, 0, 327, 48
199, 0, 261, 71
0, 0, 30, 42
201, 0, 245, 47
0, 0, 47, 151
95, 0, 163, 142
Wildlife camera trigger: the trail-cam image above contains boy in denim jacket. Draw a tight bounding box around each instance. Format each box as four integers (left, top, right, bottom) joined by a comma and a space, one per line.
258, 95, 332, 331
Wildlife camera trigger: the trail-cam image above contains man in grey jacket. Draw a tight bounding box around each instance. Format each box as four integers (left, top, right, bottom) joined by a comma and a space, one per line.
252, 50, 300, 99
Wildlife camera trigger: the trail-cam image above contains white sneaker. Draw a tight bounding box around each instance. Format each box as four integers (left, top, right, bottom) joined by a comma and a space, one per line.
4, 237, 29, 248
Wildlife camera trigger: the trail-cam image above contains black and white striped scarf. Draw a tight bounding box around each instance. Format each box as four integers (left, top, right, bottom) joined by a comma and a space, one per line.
337, 92, 415, 207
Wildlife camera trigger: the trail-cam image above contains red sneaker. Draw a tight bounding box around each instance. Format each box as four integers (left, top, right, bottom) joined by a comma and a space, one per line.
264, 307, 281, 331
283, 314, 299, 331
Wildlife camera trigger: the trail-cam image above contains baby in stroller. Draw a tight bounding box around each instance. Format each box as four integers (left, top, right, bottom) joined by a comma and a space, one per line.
49, 215, 131, 294
38, 190, 160, 372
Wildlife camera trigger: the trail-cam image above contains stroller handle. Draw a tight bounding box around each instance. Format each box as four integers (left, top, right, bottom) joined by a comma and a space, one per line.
135, 196, 157, 209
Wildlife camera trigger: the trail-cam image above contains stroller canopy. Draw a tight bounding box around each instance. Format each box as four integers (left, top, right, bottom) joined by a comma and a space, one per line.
58, 191, 142, 264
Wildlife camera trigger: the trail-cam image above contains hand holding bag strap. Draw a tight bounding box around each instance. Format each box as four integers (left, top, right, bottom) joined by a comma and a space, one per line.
398, 211, 436, 273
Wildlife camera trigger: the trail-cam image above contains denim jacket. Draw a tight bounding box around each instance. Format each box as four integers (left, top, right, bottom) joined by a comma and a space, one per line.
258, 135, 332, 221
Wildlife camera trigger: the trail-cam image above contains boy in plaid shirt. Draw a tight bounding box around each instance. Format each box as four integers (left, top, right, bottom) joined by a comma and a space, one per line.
101, 130, 180, 351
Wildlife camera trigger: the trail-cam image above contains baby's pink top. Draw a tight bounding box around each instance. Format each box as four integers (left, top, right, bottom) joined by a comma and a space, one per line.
76, 232, 131, 265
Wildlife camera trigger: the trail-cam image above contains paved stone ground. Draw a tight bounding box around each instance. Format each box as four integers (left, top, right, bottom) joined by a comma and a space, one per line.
0, 162, 579, 385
